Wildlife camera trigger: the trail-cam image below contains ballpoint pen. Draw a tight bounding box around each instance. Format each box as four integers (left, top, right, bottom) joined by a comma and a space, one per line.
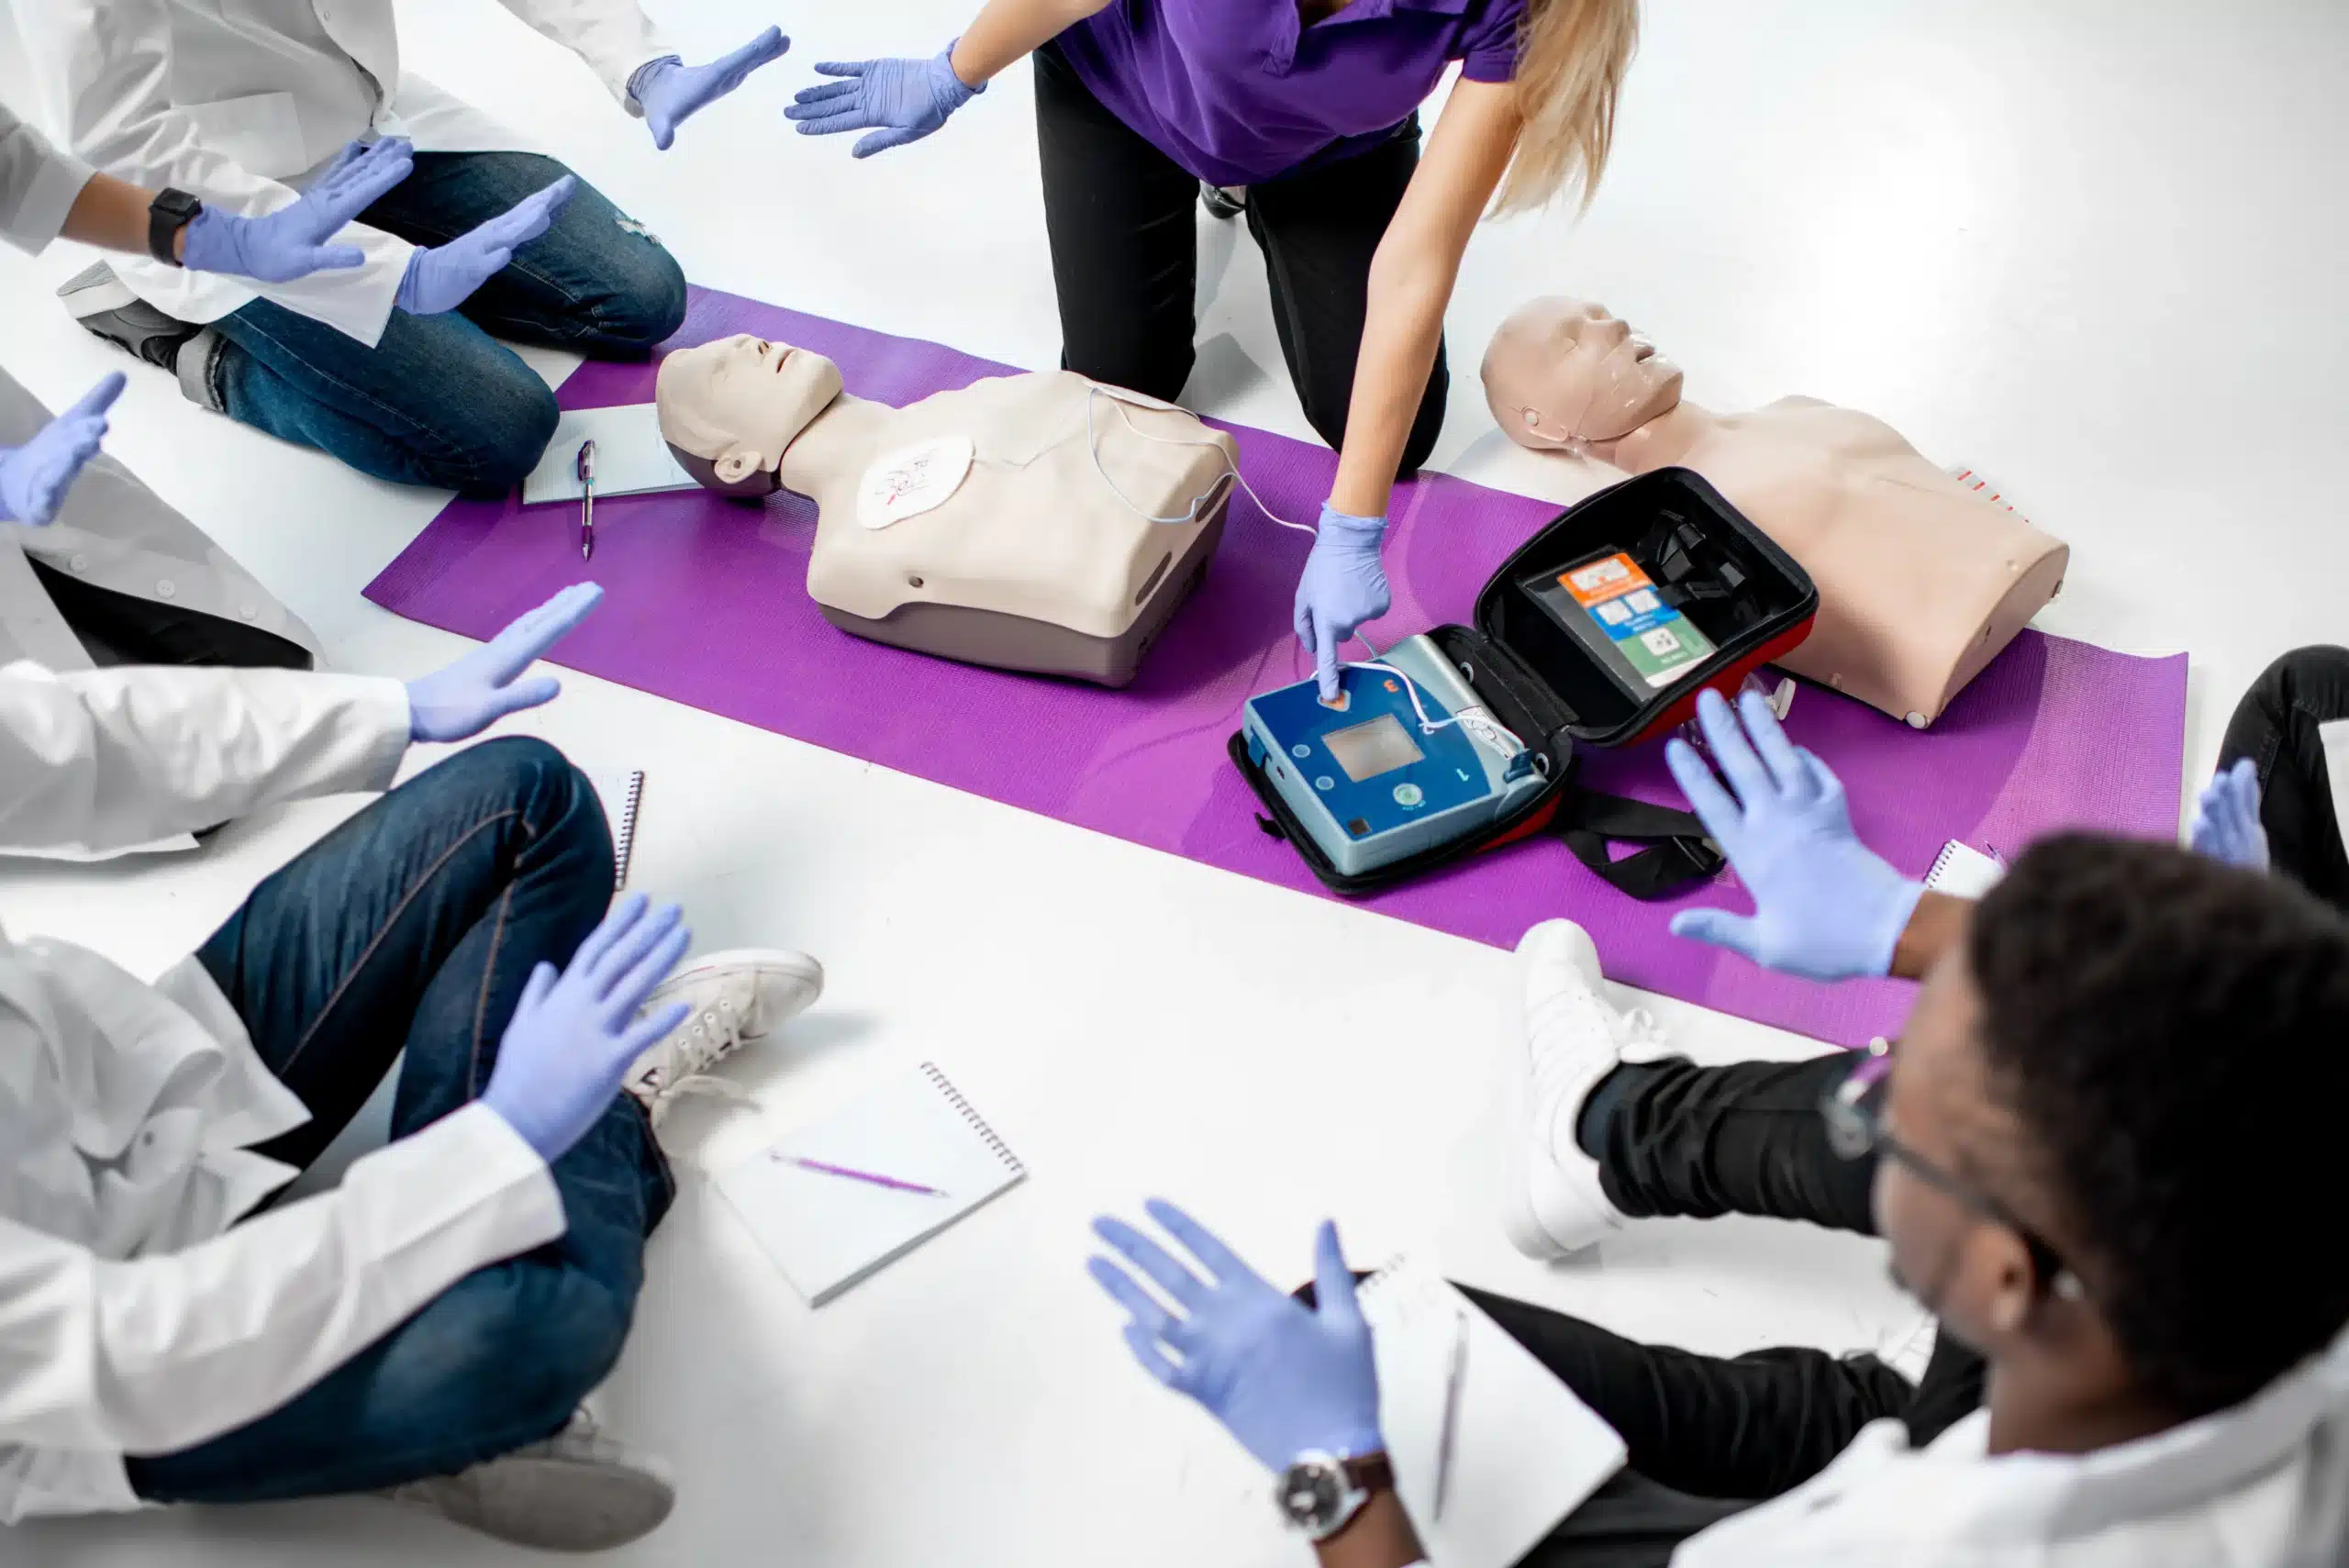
575, 439, 596, 562
1433, 1306, 1469, 1519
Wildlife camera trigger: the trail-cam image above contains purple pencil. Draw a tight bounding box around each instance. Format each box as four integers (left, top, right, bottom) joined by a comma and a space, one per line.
781, 1154, 951, 1198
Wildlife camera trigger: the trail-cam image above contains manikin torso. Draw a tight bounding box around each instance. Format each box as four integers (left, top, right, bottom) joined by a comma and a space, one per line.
656, 335, 1237, 682
779, 373, 1231, 639
1484, 300, 2068, 726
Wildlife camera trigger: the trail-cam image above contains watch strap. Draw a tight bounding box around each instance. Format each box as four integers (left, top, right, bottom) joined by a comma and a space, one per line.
148, 188, 202, 267
1341, 1452, 1395, 1496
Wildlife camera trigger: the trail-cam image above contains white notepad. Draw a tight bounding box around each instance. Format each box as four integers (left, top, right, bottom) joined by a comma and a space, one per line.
1360, 1261, 1626, 1568
716, 1063, 1028, 1306
519, 404, 701, 504
1926, 839, 2005, 898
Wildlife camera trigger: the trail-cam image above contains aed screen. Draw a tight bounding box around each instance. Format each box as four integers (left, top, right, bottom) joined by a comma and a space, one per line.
1324, 714, 1424, 783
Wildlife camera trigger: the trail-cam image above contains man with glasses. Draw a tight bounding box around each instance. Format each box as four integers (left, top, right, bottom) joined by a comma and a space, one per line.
1084, 693, 2349, 1565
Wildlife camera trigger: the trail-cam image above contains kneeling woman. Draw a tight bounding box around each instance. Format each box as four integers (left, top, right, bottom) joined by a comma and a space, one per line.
791, 0, 1639, 695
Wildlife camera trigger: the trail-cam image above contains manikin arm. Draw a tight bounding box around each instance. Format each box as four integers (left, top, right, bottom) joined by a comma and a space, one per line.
1327, 78, 1520, 517
948, 0, 1115, 83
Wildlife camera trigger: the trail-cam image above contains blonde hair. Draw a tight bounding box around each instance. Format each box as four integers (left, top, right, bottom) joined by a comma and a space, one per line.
1495, 0, 1640, 214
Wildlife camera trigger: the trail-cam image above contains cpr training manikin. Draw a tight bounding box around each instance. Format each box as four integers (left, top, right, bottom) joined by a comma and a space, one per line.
656, 335, 1236, 686
1481, 298, 2069, 728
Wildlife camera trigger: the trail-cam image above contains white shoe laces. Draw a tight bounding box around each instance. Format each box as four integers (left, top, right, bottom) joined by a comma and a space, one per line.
630, 995, 758, 1121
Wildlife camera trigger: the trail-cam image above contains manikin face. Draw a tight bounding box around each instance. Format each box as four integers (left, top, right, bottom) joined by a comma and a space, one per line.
1479, 297, 1685, 448
655, 333, 847, 486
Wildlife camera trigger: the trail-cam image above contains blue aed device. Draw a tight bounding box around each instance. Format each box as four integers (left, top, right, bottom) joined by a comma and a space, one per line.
1242, 634, 1547, 878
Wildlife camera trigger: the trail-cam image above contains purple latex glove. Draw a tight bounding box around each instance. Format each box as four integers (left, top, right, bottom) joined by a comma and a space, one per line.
179, 138, 413, 281
1088, 1202, 1384, 1474
2189, 756, 2271, 873
394, 176, 574, 315
1664, 687, 1924, 982
0, 373, 125, 527
480, 894, 694, 1163
631, 27, 790, 151
1293, 504, 1390, 702
405, 583, 601, 743
786, 44, 981, 158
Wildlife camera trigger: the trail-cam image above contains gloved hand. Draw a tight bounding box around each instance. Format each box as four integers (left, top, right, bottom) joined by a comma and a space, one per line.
406, 583, 602, 743
178, 138, 414, 281
2189, 756, 2271, 873
631, 28, 790, 151
785, 45, 981, 158
1294, 504, 1390, 702
1664, 687, 1924, 982
0, 372, 126, 527
1088, 1201, 1384, 1474
480, 894, 694, 1162
394, 176, 575, 315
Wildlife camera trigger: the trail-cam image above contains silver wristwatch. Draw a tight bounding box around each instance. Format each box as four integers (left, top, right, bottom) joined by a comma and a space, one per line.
1275, 1450, 1395, 1542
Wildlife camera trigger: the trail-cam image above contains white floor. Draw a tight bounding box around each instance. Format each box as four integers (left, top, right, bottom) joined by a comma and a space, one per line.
0, 2, 2343, 1563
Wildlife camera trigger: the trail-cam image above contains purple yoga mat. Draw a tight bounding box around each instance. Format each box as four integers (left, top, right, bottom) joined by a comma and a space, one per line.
368, 287, 2188, 1046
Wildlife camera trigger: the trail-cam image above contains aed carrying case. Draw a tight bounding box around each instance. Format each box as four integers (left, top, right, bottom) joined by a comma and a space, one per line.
1231, 467, 1818, 901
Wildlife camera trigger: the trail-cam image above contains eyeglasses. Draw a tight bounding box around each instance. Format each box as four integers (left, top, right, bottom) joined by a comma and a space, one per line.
1822, 1040, 2086, 1304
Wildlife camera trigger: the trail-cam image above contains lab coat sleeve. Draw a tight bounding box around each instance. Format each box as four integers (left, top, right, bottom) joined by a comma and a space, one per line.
17, 0, 414, 345
0, 100, 95, 256
496, 0, 680, 112
0, 1103, 563, 1456
0, 663, 411, 855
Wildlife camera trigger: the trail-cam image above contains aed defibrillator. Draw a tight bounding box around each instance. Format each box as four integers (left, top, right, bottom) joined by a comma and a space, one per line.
1233, 467, 1818, 899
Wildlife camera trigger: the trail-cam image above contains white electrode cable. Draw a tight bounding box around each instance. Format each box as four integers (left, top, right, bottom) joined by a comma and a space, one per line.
1342, 632, 1531, 765
1085, 389, 1320, 535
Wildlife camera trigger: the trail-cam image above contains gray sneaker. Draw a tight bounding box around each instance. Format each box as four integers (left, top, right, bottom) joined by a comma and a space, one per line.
58, 261, 224, 411
380, 1407, 675, 1551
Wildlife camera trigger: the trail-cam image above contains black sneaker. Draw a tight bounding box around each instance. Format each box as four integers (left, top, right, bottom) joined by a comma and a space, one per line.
58, 261, 203, 373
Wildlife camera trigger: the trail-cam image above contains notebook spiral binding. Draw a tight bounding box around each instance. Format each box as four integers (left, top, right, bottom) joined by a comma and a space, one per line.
919, 1062, 1026, 1175
1925, 839, 1966, 890
1357, 1255, 1412, 1300
610, 771, 644, 888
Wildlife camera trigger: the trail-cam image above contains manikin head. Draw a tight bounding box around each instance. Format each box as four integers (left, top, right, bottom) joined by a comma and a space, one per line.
1480, 297, 1683, 450
1871, 836, 2349, 1440
656, 333, 847, 498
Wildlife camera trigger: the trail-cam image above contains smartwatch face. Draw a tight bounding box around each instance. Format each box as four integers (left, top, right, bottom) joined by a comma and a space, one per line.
1278, 1462, 1343, 1529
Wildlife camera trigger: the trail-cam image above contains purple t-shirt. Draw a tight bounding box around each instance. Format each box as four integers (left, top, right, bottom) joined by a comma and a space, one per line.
1053, 0, 1527, 188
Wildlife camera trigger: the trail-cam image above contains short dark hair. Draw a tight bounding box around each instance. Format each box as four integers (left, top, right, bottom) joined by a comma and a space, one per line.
1969, 833, 2349, 1416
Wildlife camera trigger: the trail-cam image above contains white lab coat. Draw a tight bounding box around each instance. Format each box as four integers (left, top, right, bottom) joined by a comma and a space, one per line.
0, 662, 566, 1519
1665, 1326, 2349, 1566
0, 368, 324, 684
18, 0, 676, 348
0, 99, 94, 256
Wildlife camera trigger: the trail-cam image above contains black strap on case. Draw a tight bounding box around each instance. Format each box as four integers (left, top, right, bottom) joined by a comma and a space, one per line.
1551, 792, 1723, 901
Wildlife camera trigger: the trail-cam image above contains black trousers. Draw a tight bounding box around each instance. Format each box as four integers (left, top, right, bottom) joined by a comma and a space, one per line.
1031, 41, 1449, 475
1486, 1054, 1987, 1566
2220, 646, 2349, 912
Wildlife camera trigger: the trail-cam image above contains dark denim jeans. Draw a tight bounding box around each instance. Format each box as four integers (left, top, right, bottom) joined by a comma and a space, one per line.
205, 151, 687, 496
125, 738, 674, 1503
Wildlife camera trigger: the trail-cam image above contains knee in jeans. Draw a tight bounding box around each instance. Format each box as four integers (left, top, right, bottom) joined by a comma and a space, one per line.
440, 737, 611, 874
595, 245, 689, 352
438, 368, 559, 496
462, 1278, 634, 1446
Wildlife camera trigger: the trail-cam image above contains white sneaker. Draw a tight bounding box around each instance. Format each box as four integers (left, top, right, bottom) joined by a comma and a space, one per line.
626, 948, 824, 1125
380, 1407, 674, 1551
1500, 919, 1675, 1260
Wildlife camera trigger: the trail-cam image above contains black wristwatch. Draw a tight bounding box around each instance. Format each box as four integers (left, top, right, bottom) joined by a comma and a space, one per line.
1276, 1450, 1394, 1542
147, 188, 203, 267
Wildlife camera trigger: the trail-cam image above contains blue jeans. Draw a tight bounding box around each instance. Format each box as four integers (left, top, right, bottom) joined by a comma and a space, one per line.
124, 738, 674, 1503
204, 151, 687, 496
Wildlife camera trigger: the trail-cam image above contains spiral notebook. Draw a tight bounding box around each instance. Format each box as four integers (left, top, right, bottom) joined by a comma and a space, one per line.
585, 768, 645, 888
1359, 1261, 1626, 1568
1925, 839, 2004, 899
715, 1062, 1028, 1306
